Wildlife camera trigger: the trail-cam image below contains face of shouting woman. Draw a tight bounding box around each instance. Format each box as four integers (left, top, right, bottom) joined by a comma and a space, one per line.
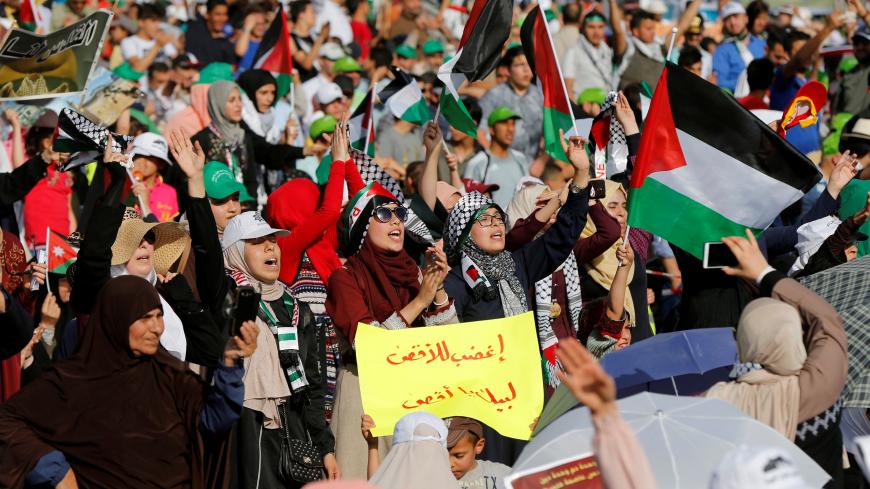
469, 207, 506, 254
367, 203, 405, 253
243, 235, 281, 283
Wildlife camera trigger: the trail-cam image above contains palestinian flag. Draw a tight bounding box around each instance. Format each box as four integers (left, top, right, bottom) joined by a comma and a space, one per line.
437, 0, 511, 136
46, 229, 77, 275
628, 63, 821, 259
53, 108, 133, 170
520, 4, 574, 162
253, 8, 294, 98
19, 0, 40, 31
317, 91, 377, 184
378, 68, 431, 125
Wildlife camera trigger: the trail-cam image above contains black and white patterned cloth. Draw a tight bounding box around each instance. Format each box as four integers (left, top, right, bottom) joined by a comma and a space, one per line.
350, 148, 434, 247
593, 92, 628, 177
443, 191, 493, 263
56, 108, 133, 171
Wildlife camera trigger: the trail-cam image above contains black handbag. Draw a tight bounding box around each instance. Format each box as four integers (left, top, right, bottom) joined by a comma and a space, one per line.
277, 402, 324, 483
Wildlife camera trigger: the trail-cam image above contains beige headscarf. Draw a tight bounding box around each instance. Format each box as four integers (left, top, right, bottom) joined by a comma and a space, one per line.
706, 298, 807, 440
223, 241, 291, 428
506, 183, 547, 229
579, 180, 635, 324
369, 413, 460, 489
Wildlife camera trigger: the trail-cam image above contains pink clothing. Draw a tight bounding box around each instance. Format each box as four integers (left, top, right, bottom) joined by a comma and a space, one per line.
141, 178, 179, 222
593, 411, 657, 489
24, 167, 73, 247
164, 84, 211, 150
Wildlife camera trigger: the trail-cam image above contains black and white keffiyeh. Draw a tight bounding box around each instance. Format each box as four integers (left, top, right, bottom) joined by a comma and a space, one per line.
443, 191, 492, 262
54, 108, 133, 171
592, 92, 628, 177
350, 148, 434, 247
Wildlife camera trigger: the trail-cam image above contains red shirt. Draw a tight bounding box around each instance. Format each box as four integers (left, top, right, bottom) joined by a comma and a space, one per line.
351, 20, 373, 59
24, 166, 73, 247
738, 94, 769, 110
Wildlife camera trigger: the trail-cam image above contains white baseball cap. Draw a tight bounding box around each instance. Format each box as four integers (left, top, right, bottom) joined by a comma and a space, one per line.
221, 211, 289, 250
721, 1, 746, 19
317, 82, 345, 105
130, 132, 171, 165
710, 445, 814, 489
320, 42, 345, 61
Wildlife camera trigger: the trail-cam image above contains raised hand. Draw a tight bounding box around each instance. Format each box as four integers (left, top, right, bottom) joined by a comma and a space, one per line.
613, 91, 639, 136
169, 128, 206, 179
559, 129, 590, 173
223, 320, 259, 366
102, 138, 129, 166
555, 338, 617, 419
41, 293, 61, 327
332, 114, 350, 162
721, 229, 770, 282
361, 414, 377, 446
615, 241, 635, 267
827, 150, 859, 199
423, 121, 443, 154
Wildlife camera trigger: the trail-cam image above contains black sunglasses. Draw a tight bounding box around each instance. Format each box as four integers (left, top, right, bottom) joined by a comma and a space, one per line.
374, 205, 408, 223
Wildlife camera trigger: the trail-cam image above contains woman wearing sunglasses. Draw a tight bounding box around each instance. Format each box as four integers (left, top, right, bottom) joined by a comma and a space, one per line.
325, 175, 457, 479
441, 135, 592, 466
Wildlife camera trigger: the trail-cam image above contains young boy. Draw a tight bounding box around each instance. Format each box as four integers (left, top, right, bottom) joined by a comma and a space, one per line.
446, 417, 510, 489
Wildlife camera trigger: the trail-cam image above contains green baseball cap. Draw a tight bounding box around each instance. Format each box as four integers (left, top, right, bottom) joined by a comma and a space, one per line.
838, 56, 858, 74
310, 115, 337, 140
195, 62, 234, 85
487, 106, 521, 127
578, 87, 606, 105
396, 44, 417, 59
204, 161, 254, 202
422, 38, 444, 55
113, 62, 144, 81
333, 56, 363, 73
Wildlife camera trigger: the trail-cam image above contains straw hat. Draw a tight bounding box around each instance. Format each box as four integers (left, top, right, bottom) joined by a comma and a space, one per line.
111, 208, 189, 275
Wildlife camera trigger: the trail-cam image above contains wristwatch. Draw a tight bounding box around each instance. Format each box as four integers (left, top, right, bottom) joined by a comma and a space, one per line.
569, 183, 583, 194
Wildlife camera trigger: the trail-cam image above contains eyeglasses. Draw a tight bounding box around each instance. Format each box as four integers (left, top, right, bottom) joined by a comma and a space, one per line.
374, 206, 408, 223
475, 214, 505, 227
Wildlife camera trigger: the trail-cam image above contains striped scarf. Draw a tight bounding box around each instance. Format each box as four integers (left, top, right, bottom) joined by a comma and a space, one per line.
229, 269, 309, 393
534, 253, 582, 387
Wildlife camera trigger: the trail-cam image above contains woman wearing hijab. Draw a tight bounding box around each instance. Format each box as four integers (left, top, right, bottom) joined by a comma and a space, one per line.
266, 127, 350, 423
325, 119, 456, 478
705, 231, 848, 484
191, 80, 318, 206
238, 69, 295, 145
222, 211, 339, 486
441, 136, 591, 465
0, 275, 258, 489
368, 411, 460, 489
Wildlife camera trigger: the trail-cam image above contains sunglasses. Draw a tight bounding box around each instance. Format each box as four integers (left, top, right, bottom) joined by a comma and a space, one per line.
373, 205, 408, 223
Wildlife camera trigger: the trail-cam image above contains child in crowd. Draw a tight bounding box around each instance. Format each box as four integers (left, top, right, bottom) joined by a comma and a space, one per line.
446, 417, 511, 489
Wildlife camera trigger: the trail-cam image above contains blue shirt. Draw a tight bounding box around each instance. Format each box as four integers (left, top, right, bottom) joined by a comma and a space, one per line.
238, 40, 261, 72
712, 35, 766, 93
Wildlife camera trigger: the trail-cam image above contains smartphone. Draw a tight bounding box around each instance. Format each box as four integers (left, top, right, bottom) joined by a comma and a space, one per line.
703, 242, 738, 269
230, 286, 260, 337
31, 249, 46, 292
589, 179, 607, 200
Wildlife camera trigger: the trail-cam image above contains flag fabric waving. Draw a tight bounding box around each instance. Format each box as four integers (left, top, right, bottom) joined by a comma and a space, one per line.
19, 0, 41, 31
520, 4, 574, 163
53, 108, 133, 171
378, 68, 431, 125
252, 8, 294, 98
628, 63, 821, 259
437, 0, 511, 136
46, 229, 77, 275
349, 90, 375, 156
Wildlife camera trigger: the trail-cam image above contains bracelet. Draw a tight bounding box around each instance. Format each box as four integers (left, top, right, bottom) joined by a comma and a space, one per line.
432, 295, 449, 307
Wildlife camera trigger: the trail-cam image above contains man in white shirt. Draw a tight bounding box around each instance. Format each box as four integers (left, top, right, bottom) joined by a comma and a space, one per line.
120, 4, 178, 73
563, 12, 615, 98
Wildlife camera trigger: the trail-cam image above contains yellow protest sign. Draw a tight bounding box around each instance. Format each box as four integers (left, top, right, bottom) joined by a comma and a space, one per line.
356, 311, 543, 440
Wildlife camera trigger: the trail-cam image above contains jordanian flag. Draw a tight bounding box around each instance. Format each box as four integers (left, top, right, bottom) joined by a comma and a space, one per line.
379, 68, 431, 125
437, 0, 511, 136
628, 63, 821, 259
520, 4, 574, 162
46, 229, 77, 275
253, 8, 294, 98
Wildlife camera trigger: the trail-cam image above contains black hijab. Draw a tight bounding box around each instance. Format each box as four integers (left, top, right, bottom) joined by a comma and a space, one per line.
0, 276, 222, 489
237, 69, 277, 112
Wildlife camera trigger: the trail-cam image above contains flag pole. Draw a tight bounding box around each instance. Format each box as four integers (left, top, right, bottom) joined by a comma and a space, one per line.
364, 82, 376, 156
433, 103, 452, 156
537, 2, 579, 139
44, 225, 51, 294
666, 26, 678, 62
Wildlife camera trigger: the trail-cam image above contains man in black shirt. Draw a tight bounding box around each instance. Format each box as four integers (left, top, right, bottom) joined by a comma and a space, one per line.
184, 0, 238, 66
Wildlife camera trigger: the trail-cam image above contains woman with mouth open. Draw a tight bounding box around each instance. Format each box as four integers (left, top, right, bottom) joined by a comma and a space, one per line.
325, 115, 458, 479
441, 133, 592, 466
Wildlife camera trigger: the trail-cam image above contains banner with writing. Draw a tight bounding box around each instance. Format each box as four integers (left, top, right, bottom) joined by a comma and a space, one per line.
356, 311, 543, 440
505, 455, 602, 489
0, 10, 112, 100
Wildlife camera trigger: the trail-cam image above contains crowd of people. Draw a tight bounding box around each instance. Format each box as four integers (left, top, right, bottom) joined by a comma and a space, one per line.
0, 0, 868, 487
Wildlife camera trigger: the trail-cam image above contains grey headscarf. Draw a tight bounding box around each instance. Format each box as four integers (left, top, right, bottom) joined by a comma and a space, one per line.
207, 80, 246, 147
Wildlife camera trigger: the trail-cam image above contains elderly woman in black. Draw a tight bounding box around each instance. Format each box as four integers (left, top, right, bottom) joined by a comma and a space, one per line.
441, 135, 591, 465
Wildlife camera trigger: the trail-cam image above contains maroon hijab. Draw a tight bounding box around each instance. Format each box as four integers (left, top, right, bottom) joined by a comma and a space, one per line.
0, 276, 218, 489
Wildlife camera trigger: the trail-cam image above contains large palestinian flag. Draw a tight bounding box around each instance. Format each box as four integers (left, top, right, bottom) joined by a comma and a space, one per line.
253, 8, 294, 98
628, 63, 821, 259
520, 4, 573, 163
437, 0, 511, 136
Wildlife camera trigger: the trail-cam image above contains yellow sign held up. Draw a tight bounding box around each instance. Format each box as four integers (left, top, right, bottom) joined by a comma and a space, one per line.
356, 311, 543, 440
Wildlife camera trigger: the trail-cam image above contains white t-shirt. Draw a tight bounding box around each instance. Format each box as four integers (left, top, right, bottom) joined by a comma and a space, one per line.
458, 460, 511, 489
120, 35, 178, 64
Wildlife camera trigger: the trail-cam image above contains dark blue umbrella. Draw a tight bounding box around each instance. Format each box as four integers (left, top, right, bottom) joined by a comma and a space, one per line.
602, 327, 737, 397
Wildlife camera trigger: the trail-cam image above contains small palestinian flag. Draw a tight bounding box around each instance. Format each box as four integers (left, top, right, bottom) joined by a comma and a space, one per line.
47, 229, 77, 275
349, 91, 375, 156
252, 8, 294, 98
53, 108, 133, 170
437, 0, 511, 136
628, 63, 821, 259
378, 68, 431, 125
19, 0, 41, 31
520, 3, 574, 163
